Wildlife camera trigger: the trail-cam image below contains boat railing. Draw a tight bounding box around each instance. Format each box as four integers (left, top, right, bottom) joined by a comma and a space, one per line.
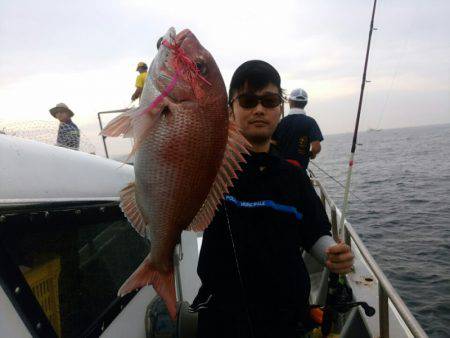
97, 108, 130, 158
311, 178, 428, 338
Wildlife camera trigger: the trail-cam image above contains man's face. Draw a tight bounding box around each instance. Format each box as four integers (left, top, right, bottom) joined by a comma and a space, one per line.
230, 83, 282, 145
55, 111, 71, 123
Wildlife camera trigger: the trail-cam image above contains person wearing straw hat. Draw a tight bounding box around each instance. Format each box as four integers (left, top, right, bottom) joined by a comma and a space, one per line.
49, 103, 80, 150
131, 62, 148, 102
272, 88, 323, 169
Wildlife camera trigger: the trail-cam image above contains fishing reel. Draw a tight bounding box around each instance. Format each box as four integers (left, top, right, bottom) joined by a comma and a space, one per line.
314, 272, 375, 336
326, 300, 376, 317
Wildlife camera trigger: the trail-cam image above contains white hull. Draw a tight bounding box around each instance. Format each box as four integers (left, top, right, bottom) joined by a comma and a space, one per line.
0, 135, 426, 337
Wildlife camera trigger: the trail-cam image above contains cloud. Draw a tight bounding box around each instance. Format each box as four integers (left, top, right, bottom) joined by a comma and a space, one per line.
1, 0, 449, 138
0, 57, 137, 123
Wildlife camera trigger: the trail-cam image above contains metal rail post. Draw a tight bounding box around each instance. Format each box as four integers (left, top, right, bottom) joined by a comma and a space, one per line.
379, 284, 389, 338
97, 113, 109, 158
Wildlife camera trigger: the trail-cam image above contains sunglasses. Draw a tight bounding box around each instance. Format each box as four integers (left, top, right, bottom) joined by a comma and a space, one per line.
230, 93, 284, 109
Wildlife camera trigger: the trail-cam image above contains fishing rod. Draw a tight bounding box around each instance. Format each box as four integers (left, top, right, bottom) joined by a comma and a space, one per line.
338, 0, 378, 237
321, 1, 378, 336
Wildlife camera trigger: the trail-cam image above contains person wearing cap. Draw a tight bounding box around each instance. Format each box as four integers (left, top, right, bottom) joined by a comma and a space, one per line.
131, 62, 148, 101
191, 60, 353, 338
272, 88, 324, 169
49, 103, 80, 150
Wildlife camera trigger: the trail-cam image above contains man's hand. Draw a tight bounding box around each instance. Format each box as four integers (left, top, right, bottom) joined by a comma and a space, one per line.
310, 141, 321, 159
131, 87, 143, 101
325, 242, 354, 274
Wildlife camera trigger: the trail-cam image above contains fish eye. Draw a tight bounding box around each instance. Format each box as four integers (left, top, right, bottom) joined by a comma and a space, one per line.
196, 61, 207, 76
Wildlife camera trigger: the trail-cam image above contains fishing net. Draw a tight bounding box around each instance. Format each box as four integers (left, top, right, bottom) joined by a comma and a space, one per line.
0, 119, 96, 154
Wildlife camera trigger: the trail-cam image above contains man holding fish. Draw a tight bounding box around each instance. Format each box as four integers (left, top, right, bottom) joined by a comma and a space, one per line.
192, 60, 353, 338
102, 28, 353, 338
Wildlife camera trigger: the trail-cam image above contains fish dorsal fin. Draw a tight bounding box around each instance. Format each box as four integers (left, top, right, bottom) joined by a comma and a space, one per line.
188, 121, 251, 232
119, 182, 148, 237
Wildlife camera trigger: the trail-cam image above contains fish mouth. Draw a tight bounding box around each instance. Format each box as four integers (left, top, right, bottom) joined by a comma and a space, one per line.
175, 29, 192, 46
167, 27, 177, 44
155, 28, 177, 88
154, 27, 198, 102
153, 28, 175, 71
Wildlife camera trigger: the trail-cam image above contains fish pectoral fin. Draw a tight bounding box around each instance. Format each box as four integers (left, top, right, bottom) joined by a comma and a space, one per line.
102, 96, 169, 156
100, 108, 137, 138
126, 96, 180, 157
118, 258, 177, 320
120, 182, 148, 237
188, 120, 252, 232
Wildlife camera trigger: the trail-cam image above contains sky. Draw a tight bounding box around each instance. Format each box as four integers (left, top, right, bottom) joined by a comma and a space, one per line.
1, 0, 449, 156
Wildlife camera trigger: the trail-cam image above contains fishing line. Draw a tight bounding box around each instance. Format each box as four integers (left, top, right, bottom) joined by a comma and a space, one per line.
367, 0, 426, 130
223, 202, 256, 338
137, 38, 212, 119
309, 161, 370, 207
375, 0, 416, 129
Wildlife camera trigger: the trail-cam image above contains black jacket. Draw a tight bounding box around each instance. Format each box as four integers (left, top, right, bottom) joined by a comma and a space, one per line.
194, 149, 331, 316
272, 114, 324, 169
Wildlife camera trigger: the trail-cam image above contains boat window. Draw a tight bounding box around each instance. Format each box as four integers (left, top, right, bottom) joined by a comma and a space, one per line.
0, 204, 149, 337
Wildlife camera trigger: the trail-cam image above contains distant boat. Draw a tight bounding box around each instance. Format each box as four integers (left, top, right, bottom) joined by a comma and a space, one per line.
367, 127, 382, 132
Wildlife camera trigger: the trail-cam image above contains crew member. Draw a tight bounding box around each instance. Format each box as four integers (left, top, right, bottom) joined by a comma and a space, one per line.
49, 102, 80, 150
131, 62, 148, 101
272, 88, 323, 169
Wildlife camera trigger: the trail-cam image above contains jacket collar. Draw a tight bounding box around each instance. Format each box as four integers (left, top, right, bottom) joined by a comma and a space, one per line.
288, 108, 306, 115
244, 146, 281, 172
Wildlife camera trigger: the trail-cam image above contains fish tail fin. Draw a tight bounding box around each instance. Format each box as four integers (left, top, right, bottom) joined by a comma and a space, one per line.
118, 259, 177, 320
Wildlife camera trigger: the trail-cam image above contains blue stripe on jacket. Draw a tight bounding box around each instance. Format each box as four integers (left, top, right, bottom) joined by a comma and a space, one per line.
224, 195, 303, 221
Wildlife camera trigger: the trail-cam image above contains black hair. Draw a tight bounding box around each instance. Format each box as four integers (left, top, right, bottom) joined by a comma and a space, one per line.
290, 100, 307, 109
157, 37, 164, 49
228, 60, 282, 105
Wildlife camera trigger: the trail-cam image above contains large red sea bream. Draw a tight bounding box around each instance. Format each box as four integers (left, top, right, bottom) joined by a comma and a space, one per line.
101, 27, 249, 319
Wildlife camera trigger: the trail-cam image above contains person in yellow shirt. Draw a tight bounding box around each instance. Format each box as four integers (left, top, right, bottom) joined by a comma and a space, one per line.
131, 62, 148, 101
